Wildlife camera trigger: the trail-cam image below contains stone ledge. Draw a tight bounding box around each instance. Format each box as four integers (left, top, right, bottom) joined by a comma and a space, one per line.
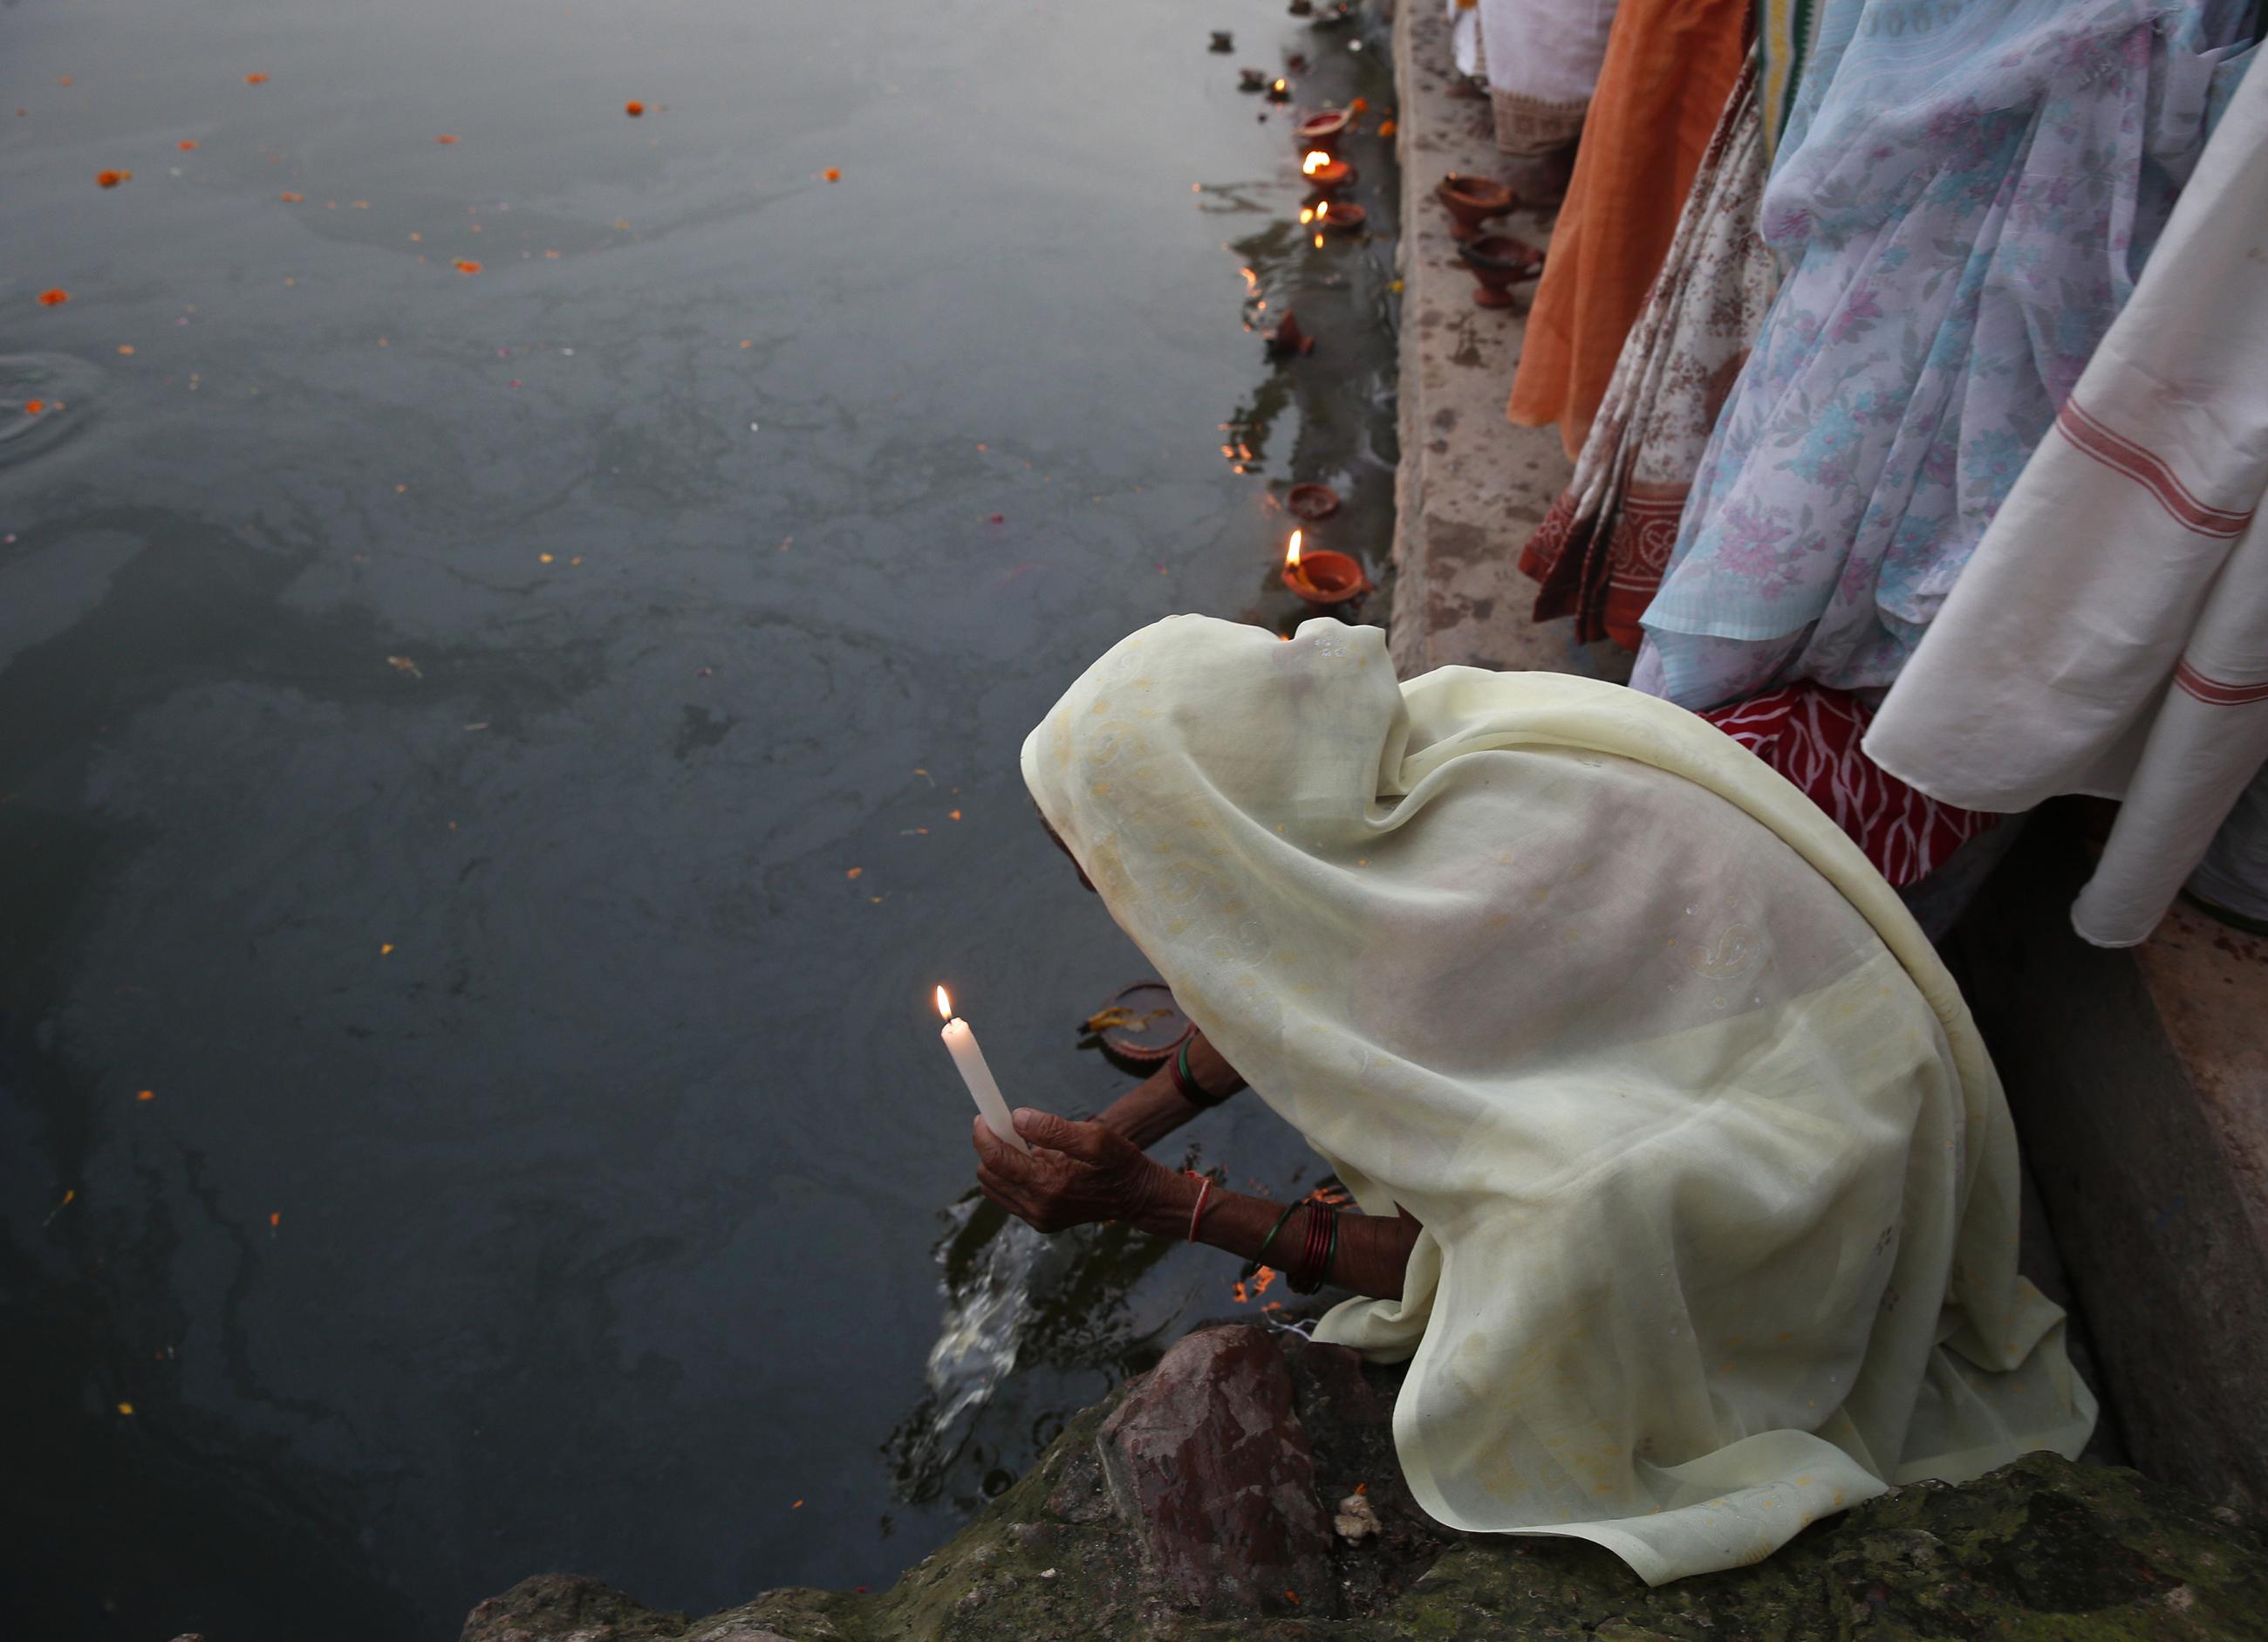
463, 1323, 2268, 1642
1386, 0, 1629, 684
1950, 812, 2268, 1518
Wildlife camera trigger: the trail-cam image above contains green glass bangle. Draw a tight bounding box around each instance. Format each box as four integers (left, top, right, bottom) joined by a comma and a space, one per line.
1254, 1201, 1301, 1267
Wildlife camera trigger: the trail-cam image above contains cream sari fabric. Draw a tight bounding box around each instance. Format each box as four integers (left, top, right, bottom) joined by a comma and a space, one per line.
1022, 616, 2092, 1584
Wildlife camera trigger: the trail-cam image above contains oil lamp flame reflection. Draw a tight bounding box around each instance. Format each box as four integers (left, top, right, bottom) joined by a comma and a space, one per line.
936, 985, 953, 1020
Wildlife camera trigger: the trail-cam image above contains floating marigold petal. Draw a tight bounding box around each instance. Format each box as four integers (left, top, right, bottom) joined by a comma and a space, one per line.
245, 72, 269, 84
845, 867, 863, 880
58, 75, 75, 87
453, 259, 482, 274
1349, 96, 1369, 114
1377, 120, 1396, 138
136, 1089, 154, 1101
822, 168, 841, 182
625, 100, 645, 117
23, 400, 44, 415
949, 810, 962, 820
97, 168, 127, 188
279, 191, 303, 202
37, 289, 68, 307
434, 133, 459, 145
178, 139, 198, 151
270, 1211, 281, 1227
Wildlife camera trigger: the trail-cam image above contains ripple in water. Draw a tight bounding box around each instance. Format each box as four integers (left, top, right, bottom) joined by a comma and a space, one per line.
0, 353, 104, 469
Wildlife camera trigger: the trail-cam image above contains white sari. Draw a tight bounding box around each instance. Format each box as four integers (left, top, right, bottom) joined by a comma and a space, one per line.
1023, 616, 2093, 1584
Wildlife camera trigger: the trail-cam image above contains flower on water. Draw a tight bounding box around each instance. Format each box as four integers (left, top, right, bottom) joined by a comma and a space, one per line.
435, 133, 459, 145
279, 191, 304, 202
454, 259, 482, 274
24, 400, 45, 415
244, 72, 270, 85
822, 167, 841, 182
97, 168, 131, 188
37, 289, 68, 306
178, 139, 198, 151
625, 100, 645, 117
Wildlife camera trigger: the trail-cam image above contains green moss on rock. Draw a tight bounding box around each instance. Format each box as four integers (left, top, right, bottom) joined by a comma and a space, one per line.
464, 1331, 2268, 1642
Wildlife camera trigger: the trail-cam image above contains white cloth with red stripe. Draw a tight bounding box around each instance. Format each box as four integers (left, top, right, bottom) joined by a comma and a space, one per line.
1864, 61, 2268, 948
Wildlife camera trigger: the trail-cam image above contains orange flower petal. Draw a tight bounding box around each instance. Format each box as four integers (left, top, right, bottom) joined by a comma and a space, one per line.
96, 168, 127, 188
845, 866, 864, 879
434, 133, 459, 145
178, 139, 198, 151
822, 167, 841, 182
244, 72, 269, 85
1377, 120, 1396, 138
269, 1211, 281, 1228
57, 75, 74, 87
37, 289, 68, 306
1349, 97, 1369, 114
23, 400, 44, 415
625, 100, 645, 117
453, 259, 482, 274
136, 1089, 154, 1100
279, 191, 303, 202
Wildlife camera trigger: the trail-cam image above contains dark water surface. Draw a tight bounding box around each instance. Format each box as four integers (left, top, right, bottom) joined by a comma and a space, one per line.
0, 1, 1398, 1636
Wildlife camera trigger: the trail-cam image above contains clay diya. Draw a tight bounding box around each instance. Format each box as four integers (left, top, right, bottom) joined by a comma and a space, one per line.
1288, 0, 1314, 14
1295, 107, 1353, 152
1282, 530, 1370, 608
1285, 482, 1342, 521
1435, 172, 1519, 242
1240, 66, 1269, 92
1266, 76, 1293, 102
1312, 2, 1357, 28
1458, 233, 1546, 308
1084, 980, 1195, 1070
1301, 149, 1356, 193
1263, 310, 1315, 358
1310, 199, 1367, 235
1210, 30, 1234, 52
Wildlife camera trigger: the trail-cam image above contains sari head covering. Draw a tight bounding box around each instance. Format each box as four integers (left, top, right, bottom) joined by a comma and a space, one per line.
1022, 615, 2092, 1584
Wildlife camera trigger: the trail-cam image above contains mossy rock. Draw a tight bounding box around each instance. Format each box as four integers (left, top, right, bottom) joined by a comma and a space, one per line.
465, 1333, 2268, 1642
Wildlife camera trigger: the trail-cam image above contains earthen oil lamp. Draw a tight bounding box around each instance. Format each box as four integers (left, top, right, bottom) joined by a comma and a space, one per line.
1295, 107, 1354, 153
1281, 529, 1370, 609
1210, 30, 1234, 52
1288, 0, 1315, 15
1267, 76, 1293, 103
1240, 67, 1270, 92
1308, 198, 1367, 236
1301, 148, 1356, 194
1436, 173, 1519, 242
1263, 309, 1315, 358
1286, 482, 1341, 522
1458, 233, 1546, 308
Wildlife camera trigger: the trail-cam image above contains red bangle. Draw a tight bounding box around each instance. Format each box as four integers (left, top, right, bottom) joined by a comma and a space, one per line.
1288, 1201, 1337, 1294
1185, 1175, 1216, 1242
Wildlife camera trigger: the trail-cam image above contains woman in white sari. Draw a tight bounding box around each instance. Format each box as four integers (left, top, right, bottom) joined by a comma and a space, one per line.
974, 614, 2093, 1584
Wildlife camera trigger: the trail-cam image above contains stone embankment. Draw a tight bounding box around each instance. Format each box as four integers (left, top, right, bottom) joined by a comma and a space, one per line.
463, 1323, 2268, 1641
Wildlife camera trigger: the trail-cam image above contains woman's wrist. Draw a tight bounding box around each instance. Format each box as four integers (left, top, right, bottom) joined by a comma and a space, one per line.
1184, 1033, 1245, 1101
1125, 1160, 1202, 1238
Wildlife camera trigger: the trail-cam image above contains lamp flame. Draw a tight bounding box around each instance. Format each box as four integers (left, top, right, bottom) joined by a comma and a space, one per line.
935, 984, 953, 1021
1272, 78, 1288, 93
1286, 529, 1304, 570
1301, 150, 1330, 176
1315, 201, 1329, 218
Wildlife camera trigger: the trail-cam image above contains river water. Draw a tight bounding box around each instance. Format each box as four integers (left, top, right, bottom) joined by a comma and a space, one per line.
0, 1, 1397, 1635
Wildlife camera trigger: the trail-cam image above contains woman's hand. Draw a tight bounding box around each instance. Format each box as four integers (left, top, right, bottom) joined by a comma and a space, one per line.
972, 1108, 1184, 1235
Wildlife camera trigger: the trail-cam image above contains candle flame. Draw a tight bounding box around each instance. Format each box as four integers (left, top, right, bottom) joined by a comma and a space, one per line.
1301, 150, 1330, 176
935, 984, 953, 1021
1286, 529, 1303, 570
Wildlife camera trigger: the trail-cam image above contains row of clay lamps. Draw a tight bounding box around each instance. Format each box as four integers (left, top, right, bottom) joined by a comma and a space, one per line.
1438, 174, 1545, 308
1275, 105, 1375, 608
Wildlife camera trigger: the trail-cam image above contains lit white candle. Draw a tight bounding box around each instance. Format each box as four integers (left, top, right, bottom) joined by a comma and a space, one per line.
937, 986, 1032, 1155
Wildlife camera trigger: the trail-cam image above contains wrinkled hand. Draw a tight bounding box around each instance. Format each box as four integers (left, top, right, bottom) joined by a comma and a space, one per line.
972, 1108, 1173, 1235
